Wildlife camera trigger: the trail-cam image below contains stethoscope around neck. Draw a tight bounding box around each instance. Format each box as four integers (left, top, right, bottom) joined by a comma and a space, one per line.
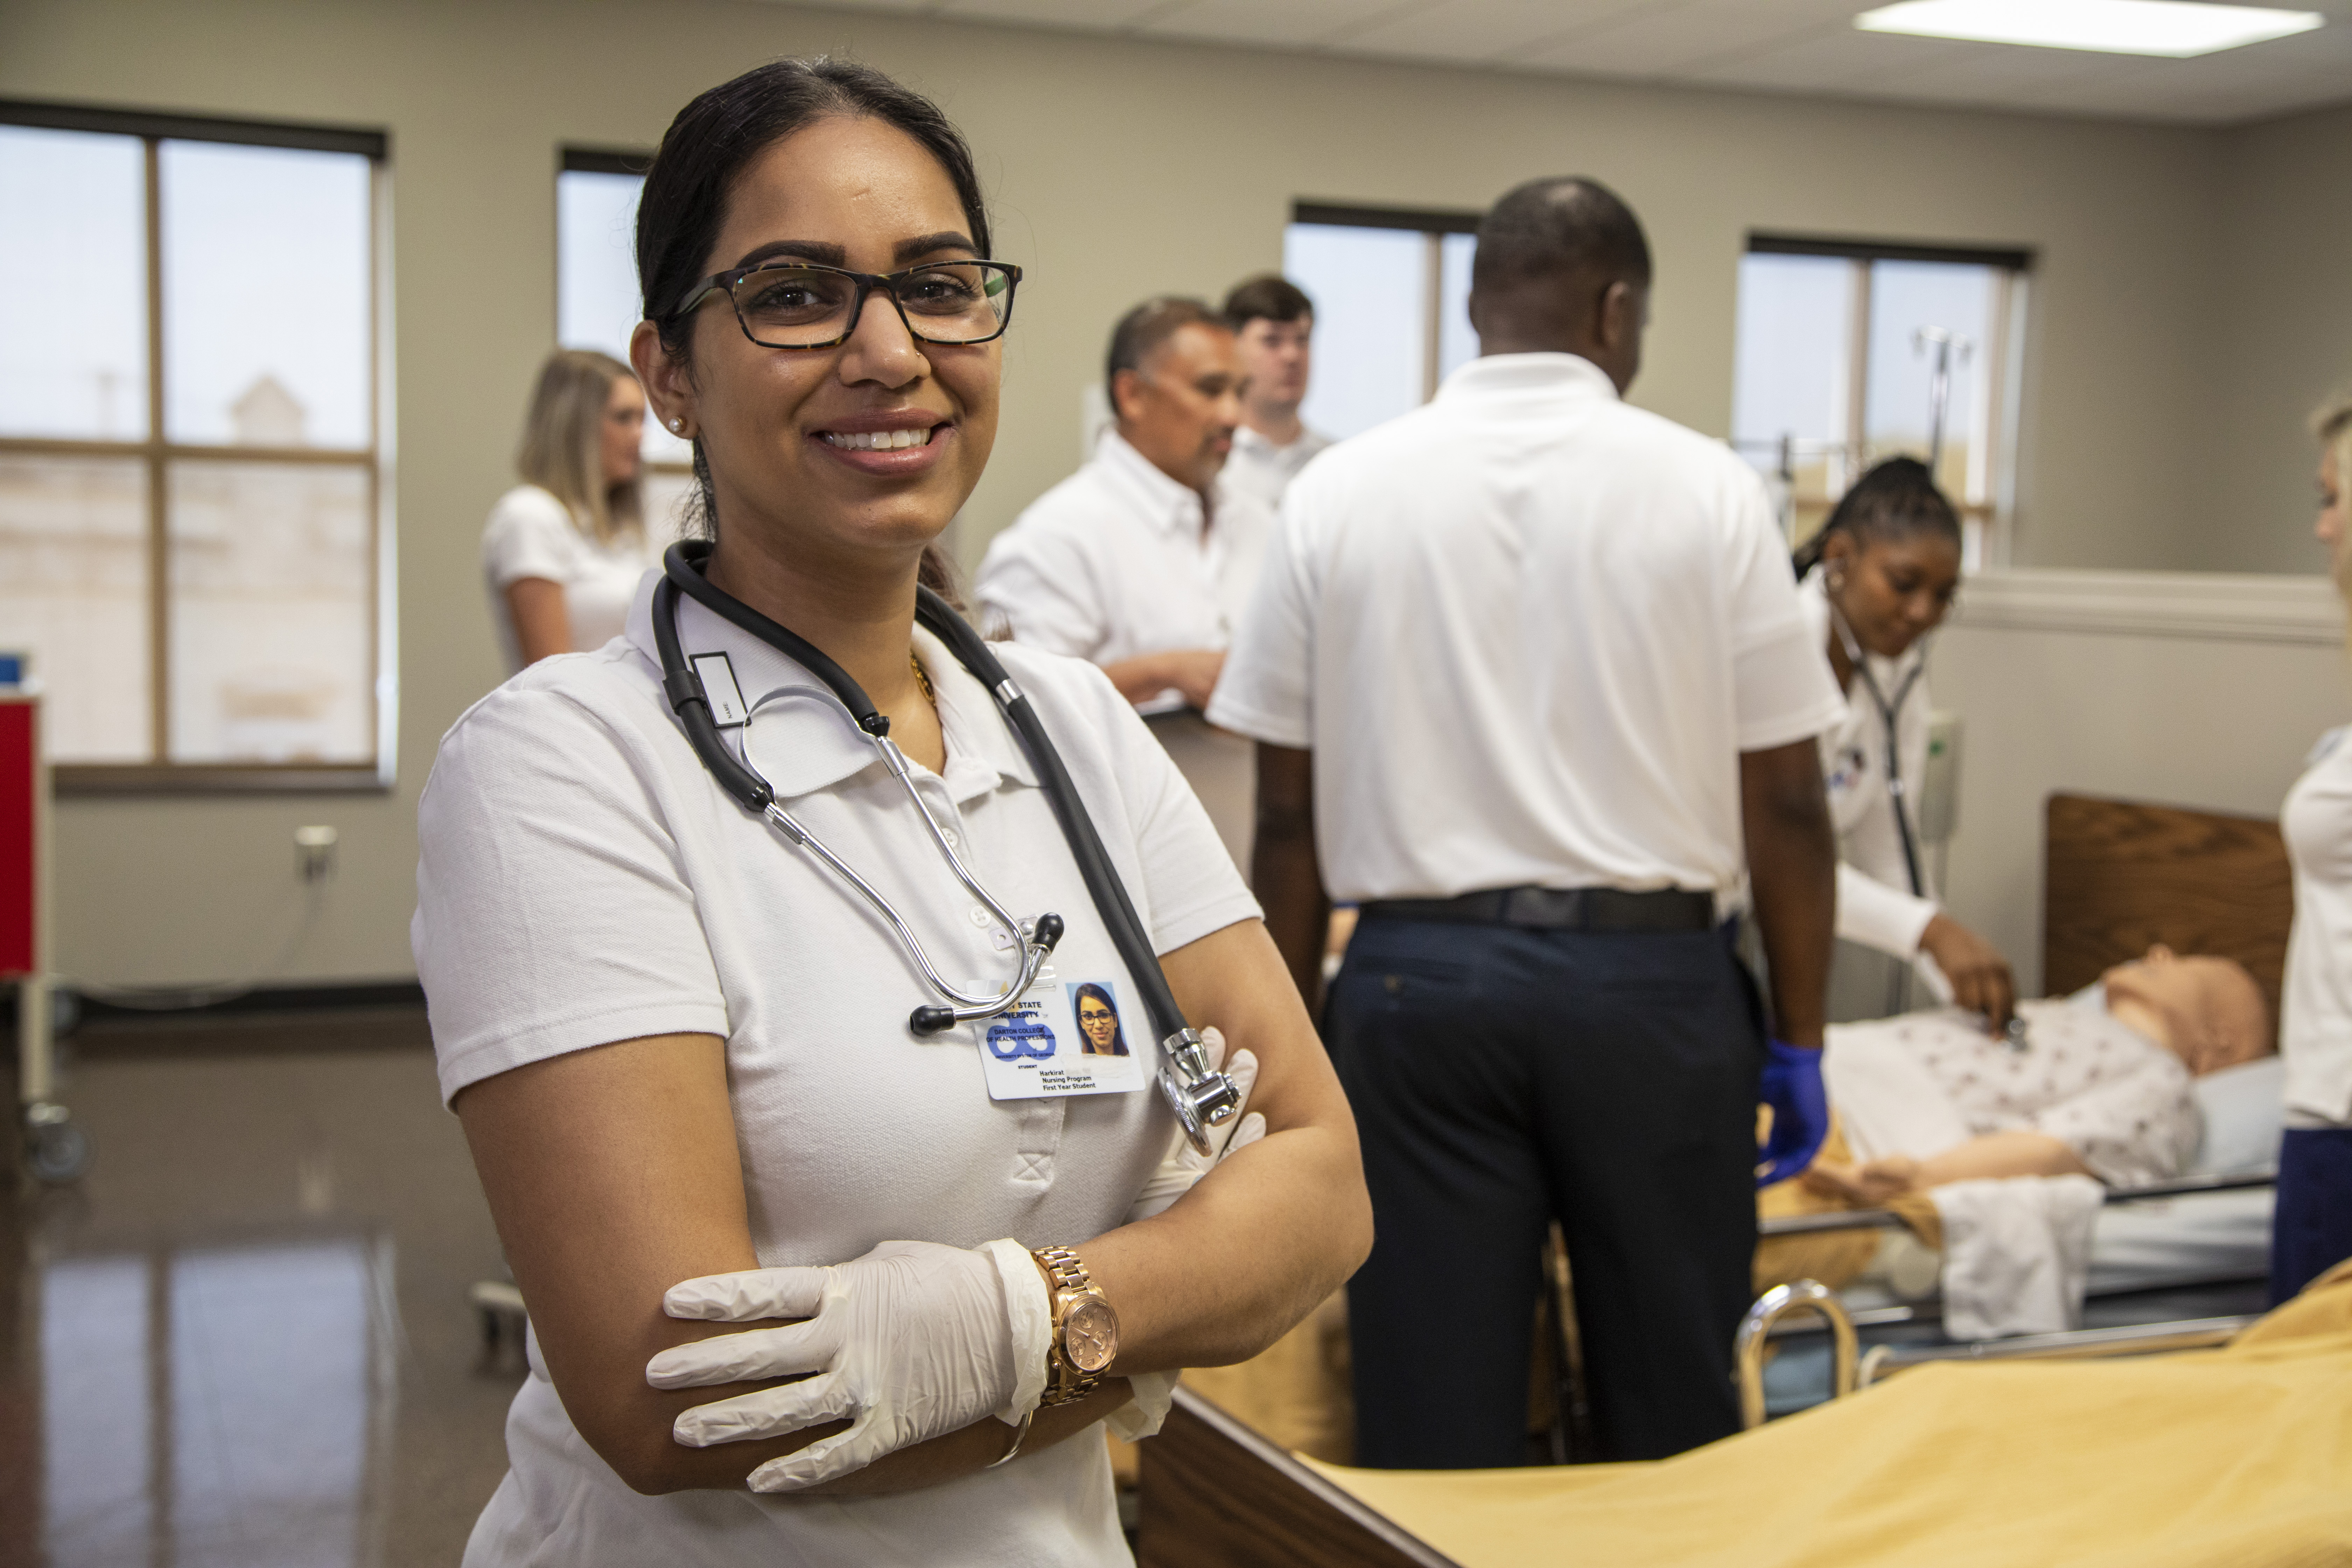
1826, 596, 1931, 899
650, 541, 1240, 1153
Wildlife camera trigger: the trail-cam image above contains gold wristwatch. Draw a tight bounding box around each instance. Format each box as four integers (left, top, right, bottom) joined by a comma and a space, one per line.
1032, 1246, 1119, 1406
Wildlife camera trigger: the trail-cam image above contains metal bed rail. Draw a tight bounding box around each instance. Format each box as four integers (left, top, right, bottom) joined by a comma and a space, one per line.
1854, 1314, 2256, 1387
1759, 1168, 2277, 1240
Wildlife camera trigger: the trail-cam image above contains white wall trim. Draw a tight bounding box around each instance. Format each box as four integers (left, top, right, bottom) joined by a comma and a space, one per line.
1950, 568, 2346, 646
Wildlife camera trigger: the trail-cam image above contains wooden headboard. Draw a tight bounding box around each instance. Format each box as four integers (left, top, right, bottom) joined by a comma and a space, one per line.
2043, 794, 2294, 1017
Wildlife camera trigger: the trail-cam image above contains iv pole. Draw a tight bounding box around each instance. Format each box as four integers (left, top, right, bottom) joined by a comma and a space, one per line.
1914, 326, 1975, 472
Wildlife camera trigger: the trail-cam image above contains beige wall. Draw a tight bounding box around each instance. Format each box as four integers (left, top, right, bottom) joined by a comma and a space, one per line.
1931, 573, 2347, 996
0, 0, 2334, 983
2202, 101, 2352, 575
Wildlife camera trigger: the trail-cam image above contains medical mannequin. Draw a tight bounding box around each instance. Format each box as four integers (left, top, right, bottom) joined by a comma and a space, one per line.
415, 60, 1367, 1568
1796, 458, 2016, 1026
2275, 393, 2352, 1303
1805, 946, 2272, 1204
482, 349, 654, 671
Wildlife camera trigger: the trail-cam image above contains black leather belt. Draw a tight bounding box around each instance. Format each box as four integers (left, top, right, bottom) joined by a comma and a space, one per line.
1358, 886, 1716, 933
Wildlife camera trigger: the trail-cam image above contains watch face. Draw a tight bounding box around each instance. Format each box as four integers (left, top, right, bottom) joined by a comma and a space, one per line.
1064, 1297, 1119, 1374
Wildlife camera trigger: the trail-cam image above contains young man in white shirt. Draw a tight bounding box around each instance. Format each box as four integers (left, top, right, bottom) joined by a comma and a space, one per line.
1219, 275, 1331, 512
1210, 178, 1842, 1465
976, 298, 1276, 874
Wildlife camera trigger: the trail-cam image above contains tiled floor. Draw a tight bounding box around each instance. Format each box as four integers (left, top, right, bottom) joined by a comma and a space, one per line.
4, 1010, 520, 1567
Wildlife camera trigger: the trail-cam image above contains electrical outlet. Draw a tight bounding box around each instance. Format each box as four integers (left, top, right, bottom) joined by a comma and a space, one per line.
295, 825, 338, 883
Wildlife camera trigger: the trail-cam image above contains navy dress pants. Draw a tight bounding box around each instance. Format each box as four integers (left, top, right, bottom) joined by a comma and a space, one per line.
2270, 1125, 2352, 1306
1329, 918, 1762, 1467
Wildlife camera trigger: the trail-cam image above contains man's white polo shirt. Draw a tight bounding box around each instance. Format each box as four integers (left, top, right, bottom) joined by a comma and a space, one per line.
1223, 423, 1332, 512
974, 430, 1275, 712
413, 570, 1257, 1567
1208, 352, 1843, 908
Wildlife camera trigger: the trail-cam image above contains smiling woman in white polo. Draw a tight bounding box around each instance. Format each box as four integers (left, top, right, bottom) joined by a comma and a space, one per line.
412, 58, 1367, 1568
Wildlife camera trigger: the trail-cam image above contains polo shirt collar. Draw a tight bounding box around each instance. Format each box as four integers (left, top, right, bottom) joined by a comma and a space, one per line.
1435, 351, 1619, 405
623, 569, 1038, 804
1092, 429, 1205, 542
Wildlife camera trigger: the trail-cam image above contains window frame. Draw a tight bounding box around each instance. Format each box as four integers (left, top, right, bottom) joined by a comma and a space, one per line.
1291, 202, 1481, 407
557, 146, 696, 530
0, 99, 394, 794
1737, 232, 2034, 570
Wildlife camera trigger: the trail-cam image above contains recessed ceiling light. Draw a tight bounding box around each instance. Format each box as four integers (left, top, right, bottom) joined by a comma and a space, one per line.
1854, 0, 2323, 57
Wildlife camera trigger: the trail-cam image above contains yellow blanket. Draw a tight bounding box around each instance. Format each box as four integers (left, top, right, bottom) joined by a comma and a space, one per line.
1304, 1264, 2352, 1568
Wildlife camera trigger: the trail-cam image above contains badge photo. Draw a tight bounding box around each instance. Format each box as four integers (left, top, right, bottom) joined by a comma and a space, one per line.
1069, 980, 1131, 1057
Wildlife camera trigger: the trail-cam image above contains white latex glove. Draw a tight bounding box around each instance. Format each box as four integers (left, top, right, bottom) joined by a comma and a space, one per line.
1124, 1025, 1267, 1224
647, 1237, 1043, 1493
1111, 1026, 1266, 1445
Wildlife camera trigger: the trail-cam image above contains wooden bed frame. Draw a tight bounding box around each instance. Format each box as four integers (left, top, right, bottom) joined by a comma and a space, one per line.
2042, 793, 2293, 1015
1137, 793, 2300, 1567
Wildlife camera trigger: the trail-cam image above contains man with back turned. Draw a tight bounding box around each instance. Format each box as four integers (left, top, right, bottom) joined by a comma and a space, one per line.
1209, 177, 1843, 1464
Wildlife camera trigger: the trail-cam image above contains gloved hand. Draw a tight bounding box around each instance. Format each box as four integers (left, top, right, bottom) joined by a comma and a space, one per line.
1756, 1037, 1829, 1188
1125, 1026, 1267, 1224
648, 1237, 1041, 1492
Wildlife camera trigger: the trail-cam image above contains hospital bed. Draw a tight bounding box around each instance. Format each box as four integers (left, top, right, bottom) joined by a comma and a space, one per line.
1136, 1264, 2352, 1568
1754, 794, 2289, 1399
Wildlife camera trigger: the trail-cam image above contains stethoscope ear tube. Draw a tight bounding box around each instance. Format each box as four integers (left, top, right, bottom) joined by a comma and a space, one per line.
652, 575, 775, 814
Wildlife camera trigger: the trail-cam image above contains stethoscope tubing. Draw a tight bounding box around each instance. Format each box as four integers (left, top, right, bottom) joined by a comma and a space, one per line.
652, 542, 1237, 1148
1830, 602, 1931, 899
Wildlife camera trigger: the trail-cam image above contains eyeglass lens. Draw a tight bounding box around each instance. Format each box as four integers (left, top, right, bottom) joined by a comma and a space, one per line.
730, 264, 1013, 346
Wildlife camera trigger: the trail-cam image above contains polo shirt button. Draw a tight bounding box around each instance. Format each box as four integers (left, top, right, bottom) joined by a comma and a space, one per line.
969, 905, 993, 928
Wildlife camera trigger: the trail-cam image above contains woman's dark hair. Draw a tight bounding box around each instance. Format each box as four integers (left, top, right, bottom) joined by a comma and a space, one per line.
1073, 982, 1128, 1055
635, 57, 988, 603
1792, 456, 1963, 580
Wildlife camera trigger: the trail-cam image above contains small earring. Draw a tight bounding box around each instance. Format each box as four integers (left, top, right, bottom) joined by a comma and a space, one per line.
668, 416, 685, 434
1827, 571, 1846, 592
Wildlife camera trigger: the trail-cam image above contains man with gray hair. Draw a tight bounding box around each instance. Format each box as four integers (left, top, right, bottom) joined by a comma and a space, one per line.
978, 297, 1274, 873
1211, 177, 1843, 1463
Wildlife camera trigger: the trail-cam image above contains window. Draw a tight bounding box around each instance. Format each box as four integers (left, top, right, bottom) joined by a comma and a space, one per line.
0, 103, 388, 788
1730, 235, 2030, 568
556, 150, 695, 540
1283, 203, 1482, 441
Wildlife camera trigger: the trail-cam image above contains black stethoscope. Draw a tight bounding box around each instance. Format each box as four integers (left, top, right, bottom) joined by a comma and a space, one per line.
1826, 596, 1930, 899
651, 541, 1241, 1153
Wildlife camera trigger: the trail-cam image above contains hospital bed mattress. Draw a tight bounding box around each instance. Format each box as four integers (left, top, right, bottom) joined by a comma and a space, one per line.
1140, 1265, 2352, 1568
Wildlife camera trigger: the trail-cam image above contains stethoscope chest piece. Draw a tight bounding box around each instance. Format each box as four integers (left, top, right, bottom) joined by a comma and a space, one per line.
1158, 1028, 1240, 1154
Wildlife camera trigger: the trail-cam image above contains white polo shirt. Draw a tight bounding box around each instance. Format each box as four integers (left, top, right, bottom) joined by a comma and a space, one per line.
1800, 568, 1942, 959
2281, 726, 2352, 1128
480, 484, 657, 673
1208, 352, 1843, 907
973, 431, 1275, 714
413, 572, 1257, 1568
1222, 423, 1332, 512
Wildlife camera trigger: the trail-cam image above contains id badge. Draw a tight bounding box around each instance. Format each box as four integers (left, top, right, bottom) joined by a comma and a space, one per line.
974, 970, 1147, 1101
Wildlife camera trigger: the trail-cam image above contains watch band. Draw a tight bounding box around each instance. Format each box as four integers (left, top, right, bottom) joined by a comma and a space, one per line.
1033, 1246, 1115, 1408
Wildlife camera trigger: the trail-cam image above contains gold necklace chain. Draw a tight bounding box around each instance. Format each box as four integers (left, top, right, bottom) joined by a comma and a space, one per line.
909, 651, 937, 707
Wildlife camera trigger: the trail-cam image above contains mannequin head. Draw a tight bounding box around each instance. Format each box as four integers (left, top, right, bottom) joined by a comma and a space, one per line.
2101, 945, 2273, 1075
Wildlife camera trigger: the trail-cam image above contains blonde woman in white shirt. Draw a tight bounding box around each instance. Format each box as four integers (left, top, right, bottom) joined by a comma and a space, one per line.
416, 59, 1367, 1568
2274, 392, 2352, 1303
1796, 457, 2016, 1027
481, 348, 654, 670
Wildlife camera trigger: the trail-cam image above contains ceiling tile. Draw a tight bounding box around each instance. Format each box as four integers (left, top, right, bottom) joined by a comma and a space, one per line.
1542, 8, 1868, 80
938, 0, 1160, 26
1339, 0, 1659, 65
1140, 0, 1419, 46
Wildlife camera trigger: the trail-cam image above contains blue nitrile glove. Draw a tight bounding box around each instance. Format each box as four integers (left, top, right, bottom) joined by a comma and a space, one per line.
1757, 1038, 1828, 1188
